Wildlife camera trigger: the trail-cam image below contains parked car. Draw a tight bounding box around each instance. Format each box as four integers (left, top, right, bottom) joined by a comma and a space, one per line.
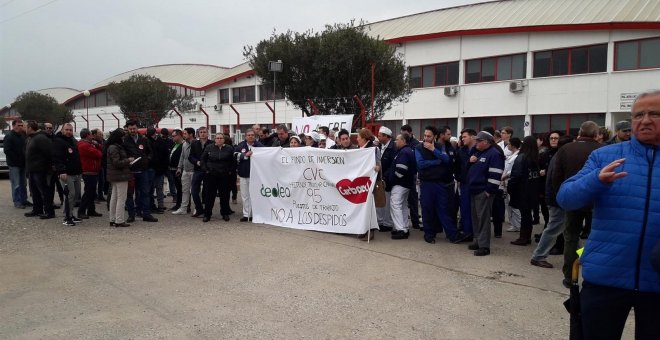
0, 135, 8, 174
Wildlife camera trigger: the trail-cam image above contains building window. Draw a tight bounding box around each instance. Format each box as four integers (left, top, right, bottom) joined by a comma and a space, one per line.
615, 37, 660, 71
417, 118, 457, 137
463, 115, 525, 137
533, 44, 607, 77
107, 92, 116, 106
465, 54, 526, 84
532, 113, 605, 136
409, 67, 422, 88
258, 84, 284, 101
408, 61, 459, 88
219, 89, 230, 104
232, 86, 255, 103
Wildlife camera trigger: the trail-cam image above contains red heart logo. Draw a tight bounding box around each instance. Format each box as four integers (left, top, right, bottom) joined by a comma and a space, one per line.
336, 177, 372, 204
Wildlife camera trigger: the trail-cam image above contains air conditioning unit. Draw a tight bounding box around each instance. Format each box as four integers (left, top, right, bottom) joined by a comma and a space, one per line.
509, 80, 524, 93
444, 86, 458, 97
214, 104, 222, 112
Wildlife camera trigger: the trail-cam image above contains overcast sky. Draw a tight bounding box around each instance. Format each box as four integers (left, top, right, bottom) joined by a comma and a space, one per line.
0, 0, 487, 105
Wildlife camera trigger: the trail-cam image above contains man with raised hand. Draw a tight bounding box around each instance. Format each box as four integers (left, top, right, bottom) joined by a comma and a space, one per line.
557, 90, 660, 339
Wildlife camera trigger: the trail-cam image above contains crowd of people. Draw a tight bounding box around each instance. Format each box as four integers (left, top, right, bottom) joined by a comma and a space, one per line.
3, 90, 659, 338
2, 114, 633, 250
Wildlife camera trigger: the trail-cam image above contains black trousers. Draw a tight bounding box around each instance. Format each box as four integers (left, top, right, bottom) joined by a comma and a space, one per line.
79, 174, 98, 215
581, 281, 660, 339
29, 171, 54, 216
203, 173, 232, 218
491, 189, 505, 236
407, 175, 420, 227
170, 169, 182, 208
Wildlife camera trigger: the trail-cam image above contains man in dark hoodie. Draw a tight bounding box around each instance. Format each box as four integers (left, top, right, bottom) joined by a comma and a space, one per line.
53, 123, 83, 225
25, 121, 55, 219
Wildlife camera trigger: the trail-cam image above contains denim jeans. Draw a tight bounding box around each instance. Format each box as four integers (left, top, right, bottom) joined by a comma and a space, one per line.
153, 172, 165, 208
9, 166, 27, 207
531, 206, 565, 261
126, 171, 153, 217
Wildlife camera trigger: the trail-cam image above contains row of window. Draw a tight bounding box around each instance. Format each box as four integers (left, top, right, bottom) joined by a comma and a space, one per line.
409, 37, 660, 88
170, 85, 205, 98
374, 113, 604, 141
218, 85, 284, 104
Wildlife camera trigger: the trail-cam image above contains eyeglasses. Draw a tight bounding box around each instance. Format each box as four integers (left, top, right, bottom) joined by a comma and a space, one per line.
46, 127, 53, 130
632, 111, 660, 121
550, 137, 559, 140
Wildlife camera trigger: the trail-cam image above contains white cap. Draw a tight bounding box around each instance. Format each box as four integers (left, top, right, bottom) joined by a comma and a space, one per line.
308, 131, 320, 142
378, 126, 392, 137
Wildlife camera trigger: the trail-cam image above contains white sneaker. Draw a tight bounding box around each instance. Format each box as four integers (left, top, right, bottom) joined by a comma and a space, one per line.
506, 226, 520, 232
172, 209, 186, 215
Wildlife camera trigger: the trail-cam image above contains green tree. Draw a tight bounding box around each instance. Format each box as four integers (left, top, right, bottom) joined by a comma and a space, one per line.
13, 91, 73, 127
244, 21, 411, 126
107, 74, 195, 127
0, 118, 7, 131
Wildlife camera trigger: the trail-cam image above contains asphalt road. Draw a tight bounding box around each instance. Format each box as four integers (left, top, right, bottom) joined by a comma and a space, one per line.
0, 178, 634, 339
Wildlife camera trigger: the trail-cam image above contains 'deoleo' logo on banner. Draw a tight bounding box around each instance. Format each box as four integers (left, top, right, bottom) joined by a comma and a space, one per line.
260, 183, 291, 198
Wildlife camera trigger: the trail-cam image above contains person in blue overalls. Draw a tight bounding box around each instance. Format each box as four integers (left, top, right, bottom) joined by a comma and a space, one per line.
415, 125, 468, 244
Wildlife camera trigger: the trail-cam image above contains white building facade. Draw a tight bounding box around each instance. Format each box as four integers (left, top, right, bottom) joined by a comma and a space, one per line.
3, 0, 659, 139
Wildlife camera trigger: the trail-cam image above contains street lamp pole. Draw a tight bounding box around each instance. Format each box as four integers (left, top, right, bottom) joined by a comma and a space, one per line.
83, 90, 91, 129
268, 60, 283, 127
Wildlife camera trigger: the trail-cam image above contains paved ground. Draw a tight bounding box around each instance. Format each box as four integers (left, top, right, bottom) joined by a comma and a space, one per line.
0, 178, 634, 339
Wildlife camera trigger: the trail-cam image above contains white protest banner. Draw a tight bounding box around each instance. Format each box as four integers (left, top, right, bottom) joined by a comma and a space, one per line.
292, 115, 353, 135
250, 147, 378, 234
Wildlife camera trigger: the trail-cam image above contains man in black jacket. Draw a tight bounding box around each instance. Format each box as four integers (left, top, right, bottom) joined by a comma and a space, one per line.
552, 121, 602, 287
400, 124, 421, 229
25, 121, 55, 219
4, 119, 29, 209
53, 123, 83, 224
147, 127, 169, 213
123, 120, 157, 223
188, 126, 211, 217
168, 129, 184, 211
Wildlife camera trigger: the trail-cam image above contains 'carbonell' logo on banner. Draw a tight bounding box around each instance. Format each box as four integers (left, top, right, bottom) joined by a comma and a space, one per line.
260, 183, 291, 198
336, 177, 372, 204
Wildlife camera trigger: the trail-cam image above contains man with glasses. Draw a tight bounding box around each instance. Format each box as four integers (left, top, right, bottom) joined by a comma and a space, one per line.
557, 90, 660, 338
173, 128, 195, 215
4, 119, 29, 208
